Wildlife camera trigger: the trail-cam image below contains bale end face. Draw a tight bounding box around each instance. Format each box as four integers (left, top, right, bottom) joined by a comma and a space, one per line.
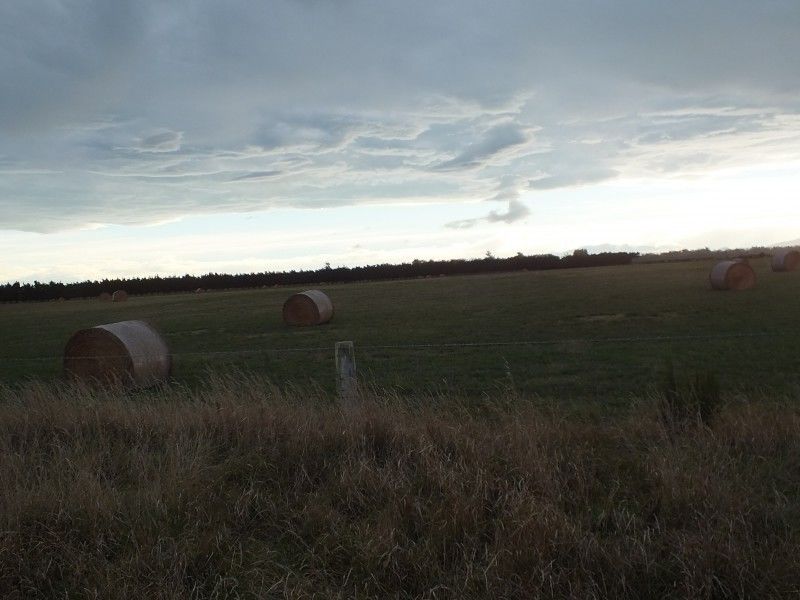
283, 290, 334, 326
771, 249, 800, 272
64, 328, 133, 385
710, 260, 756, 291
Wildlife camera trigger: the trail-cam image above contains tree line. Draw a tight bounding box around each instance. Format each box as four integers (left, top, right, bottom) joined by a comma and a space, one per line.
0, 251, 637, 303
634, 246, 776, 263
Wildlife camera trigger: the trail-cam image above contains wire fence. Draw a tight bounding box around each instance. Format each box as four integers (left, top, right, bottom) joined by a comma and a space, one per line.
1, 330, 779, 363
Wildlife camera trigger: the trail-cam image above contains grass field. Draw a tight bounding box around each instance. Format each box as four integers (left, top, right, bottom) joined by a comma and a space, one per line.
0, 378, 799, 598
1, 258, 799, 401
2, 261, 799, 597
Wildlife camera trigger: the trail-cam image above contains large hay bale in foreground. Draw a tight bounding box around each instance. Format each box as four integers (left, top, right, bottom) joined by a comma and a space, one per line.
709, 260, 756, 291
283, 290, 334, 326
99, 292, 112, 302
64, 320, 171, 387
112, 290, 128, 303
771, 249, 800, 272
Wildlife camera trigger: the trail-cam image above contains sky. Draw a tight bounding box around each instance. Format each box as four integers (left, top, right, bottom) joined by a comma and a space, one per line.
1, 1, 799, 284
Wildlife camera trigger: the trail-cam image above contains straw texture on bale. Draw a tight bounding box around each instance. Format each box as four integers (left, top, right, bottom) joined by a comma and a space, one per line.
283, 290, 334, 326
112, 290, 128, 303
709, 260, 756, 291
771, 249, 800, 272
63, 320, 171, 387
99, 292, 112, 302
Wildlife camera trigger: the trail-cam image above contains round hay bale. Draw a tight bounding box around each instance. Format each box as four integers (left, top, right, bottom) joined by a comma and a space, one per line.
283, 290, 334, 326
99, 292, 112, 302
64, 320, 171, 387
709, 260, 756, 291
771, 249, 800, 272
195, 287, 204, 294
112, 290, 128, 303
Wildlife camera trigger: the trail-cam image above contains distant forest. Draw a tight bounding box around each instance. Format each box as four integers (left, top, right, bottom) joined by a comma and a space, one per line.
1, 251, 637, 303
634, 246, 775, 263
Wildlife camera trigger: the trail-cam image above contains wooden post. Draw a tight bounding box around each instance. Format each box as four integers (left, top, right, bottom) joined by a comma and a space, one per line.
335, 341, 357, 403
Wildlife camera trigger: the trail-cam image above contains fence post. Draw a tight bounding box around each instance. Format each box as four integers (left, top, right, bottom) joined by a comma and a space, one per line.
335, 341, 357, 403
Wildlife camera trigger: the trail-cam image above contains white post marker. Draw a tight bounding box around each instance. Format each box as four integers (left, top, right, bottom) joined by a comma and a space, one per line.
335, 341, 357, 403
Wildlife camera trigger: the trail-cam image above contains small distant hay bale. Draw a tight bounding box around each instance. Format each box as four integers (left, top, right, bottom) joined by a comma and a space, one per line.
99, 292, 112, 302
63, 320, 171, 387
709, 260, 756, 291
112, 290, 128, 303
57, 297, 66, 302
771, 249, 800, 272
195, 287, 204, 294
283, 290, 334, 326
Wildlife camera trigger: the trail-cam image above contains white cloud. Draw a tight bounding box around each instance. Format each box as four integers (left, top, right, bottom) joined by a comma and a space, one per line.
0, 0, 799, 236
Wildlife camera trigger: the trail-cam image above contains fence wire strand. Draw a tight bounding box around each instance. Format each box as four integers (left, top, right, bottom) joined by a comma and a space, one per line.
1, 330, 777, 363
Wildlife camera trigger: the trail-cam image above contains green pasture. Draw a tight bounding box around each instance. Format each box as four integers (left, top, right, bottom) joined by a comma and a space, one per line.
1, 259, 798, 400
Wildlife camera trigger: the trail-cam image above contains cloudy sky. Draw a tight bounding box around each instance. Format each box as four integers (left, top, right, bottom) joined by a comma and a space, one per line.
2, 1, 799, 283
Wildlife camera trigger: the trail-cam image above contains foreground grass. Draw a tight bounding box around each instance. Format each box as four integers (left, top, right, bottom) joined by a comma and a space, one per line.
0, 377, 799, 598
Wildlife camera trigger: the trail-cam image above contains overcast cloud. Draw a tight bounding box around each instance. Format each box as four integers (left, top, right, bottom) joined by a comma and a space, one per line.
2, 1, 800, 233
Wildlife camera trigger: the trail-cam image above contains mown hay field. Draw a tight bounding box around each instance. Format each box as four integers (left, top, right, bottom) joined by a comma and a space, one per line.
1, 258, 799, 401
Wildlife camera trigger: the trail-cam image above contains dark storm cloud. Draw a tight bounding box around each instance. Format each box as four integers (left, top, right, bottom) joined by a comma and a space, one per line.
1, 1, 800, 232
530, 169, 620, 191
445, 177, 531, 229
447, 198, 531, 229
230, 170, 283, 182
139, 131, 183, 153
487, 199, 530, 224
0, 1, 147, 133
432, 123, 531, 171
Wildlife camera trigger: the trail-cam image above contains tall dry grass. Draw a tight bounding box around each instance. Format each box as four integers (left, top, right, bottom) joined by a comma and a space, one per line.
0, 376, 798, 598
